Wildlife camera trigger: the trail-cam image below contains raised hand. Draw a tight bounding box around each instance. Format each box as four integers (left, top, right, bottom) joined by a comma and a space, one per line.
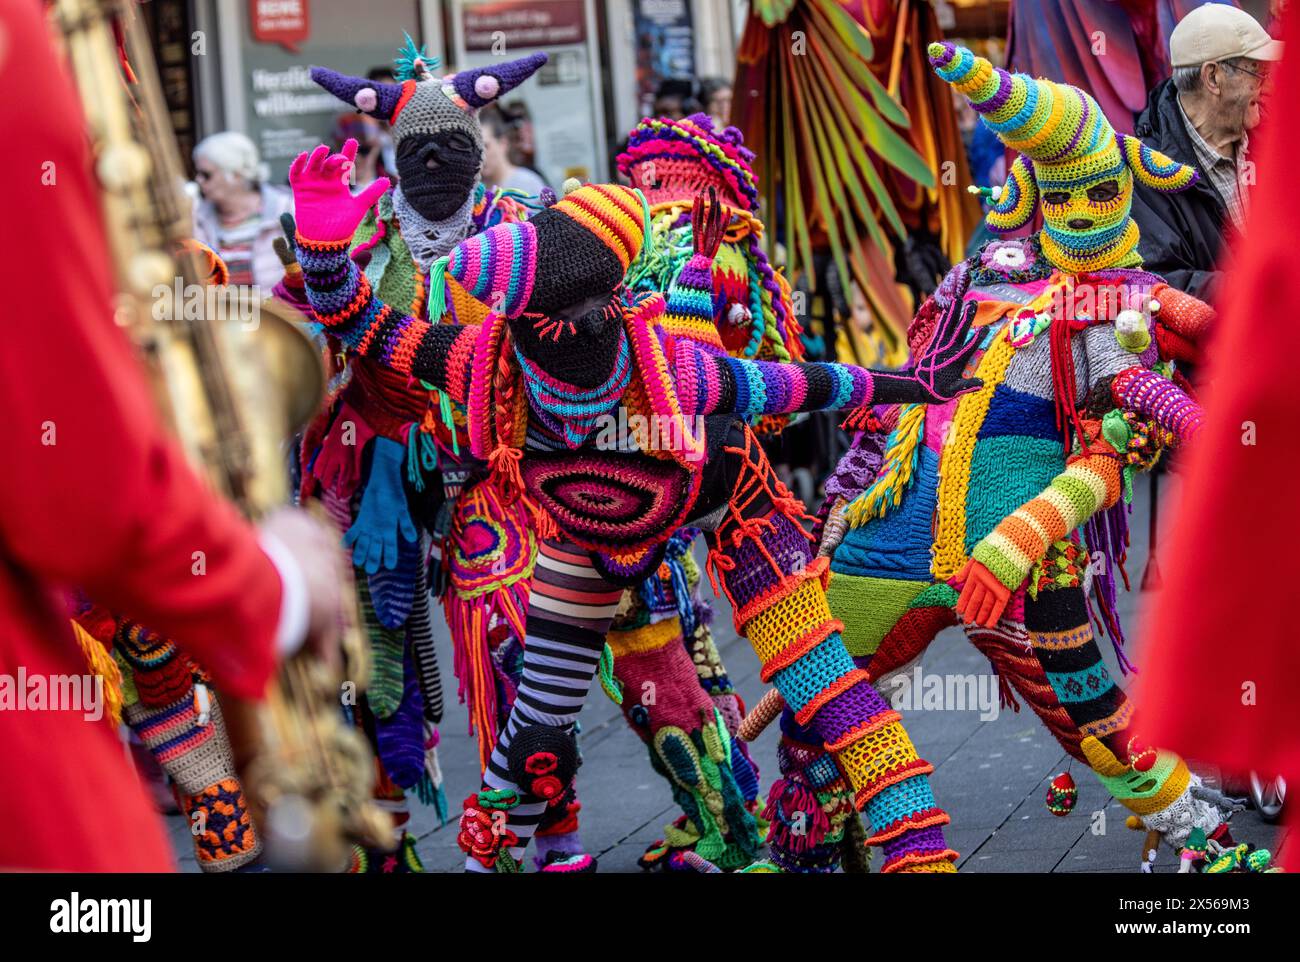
288, 138, 390, 245
866, 296, 983, 406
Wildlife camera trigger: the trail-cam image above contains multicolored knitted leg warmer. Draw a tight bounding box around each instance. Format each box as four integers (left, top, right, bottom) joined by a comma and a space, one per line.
606, 600, 762, 870
762, 711, 860, 873
461, 538, 622, 872
1024, 581, 1134, 759
708, 427, 957, 872
109, 616, 261, 872
126, 693, 261, 872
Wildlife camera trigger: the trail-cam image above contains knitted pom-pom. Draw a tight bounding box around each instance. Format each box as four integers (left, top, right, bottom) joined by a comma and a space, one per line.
561, 176, 583, 196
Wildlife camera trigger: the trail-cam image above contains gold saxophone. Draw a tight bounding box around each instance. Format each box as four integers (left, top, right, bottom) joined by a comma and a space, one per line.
54, 0, 390, 869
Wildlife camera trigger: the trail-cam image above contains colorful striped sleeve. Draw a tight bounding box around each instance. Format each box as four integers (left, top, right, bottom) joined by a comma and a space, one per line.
295, 234, 478, 403
971, 432, 1123, 591
672, 341, 877, 417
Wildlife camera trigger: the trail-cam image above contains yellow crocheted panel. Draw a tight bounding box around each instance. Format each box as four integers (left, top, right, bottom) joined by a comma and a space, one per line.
743, 574, 833, 669
931, 329, 1018, 580
835, 718, 921, 799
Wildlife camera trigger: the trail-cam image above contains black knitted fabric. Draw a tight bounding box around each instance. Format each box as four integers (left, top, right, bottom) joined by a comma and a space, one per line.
396, 128, 483, 221
525, 208, 627, 316
506, 724, 580, 800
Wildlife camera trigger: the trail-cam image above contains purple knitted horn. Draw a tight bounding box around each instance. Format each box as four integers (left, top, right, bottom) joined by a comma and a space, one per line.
446, 52, 548, 112
310, 66, 408, 120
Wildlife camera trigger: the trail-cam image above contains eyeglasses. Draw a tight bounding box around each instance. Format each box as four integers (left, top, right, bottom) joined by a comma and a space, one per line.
1221, 60, 1271, 83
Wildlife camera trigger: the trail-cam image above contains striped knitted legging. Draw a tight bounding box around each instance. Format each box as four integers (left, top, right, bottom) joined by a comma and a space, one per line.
466, 539, 623, 872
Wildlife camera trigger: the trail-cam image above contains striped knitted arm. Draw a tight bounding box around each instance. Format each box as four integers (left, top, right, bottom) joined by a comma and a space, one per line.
970, 441, 1123, 591
676, 349, 878, 417
295, 235, 477, 403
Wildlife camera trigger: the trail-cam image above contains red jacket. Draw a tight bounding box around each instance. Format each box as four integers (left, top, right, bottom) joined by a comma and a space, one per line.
0, 1, 281, 871
1136, 8, 1299, 869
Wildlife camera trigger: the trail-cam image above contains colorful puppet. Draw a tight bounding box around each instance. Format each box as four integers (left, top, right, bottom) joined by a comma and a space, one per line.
815, 42, 1231, 868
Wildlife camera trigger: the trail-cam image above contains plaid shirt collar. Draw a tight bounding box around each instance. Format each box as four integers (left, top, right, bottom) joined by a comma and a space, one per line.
1176, 95, 1249, 231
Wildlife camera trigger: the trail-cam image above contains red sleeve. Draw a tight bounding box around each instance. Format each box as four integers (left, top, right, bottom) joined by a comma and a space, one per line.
0, 1, 279, 700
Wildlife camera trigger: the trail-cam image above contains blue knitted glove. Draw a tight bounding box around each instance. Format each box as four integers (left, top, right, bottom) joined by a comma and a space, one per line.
345, 437, 418, 574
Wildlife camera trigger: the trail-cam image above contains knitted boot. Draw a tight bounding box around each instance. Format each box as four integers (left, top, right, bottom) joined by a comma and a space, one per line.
762, 714, 857, 873
709, 426, 956, 872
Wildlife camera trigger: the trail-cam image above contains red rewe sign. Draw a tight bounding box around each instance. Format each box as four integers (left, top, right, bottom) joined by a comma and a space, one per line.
249, 0, 310, 54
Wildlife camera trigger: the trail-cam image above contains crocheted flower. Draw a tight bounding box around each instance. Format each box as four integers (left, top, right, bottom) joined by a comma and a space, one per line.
457, 795, 518, 868
523, 751, 558, 776
980, 239, 1036, 273
530, 775, 564, 800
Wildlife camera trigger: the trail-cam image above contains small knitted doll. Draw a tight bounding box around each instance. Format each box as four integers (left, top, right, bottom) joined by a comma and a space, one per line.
818, 42, 1231, 855
287, 139, 983, 870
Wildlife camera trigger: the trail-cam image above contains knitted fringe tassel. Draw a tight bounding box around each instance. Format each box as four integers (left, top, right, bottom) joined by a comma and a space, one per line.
843, 403, 926, 527
416, 721, 448, 824
71, 620, 124, 728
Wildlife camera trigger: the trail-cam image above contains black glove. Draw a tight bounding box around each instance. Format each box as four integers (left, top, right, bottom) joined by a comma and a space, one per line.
869, 297, 983, 404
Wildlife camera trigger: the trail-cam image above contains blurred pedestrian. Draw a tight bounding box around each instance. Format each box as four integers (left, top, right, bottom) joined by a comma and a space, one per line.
479, 105, 547, 195
191, 131, 294, 291
699, 76, 732, 128
332, 112, 390, 188
1131, 4, 1283, 297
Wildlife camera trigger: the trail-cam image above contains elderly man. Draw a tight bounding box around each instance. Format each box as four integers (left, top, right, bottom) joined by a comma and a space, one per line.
1131, 3, 1282, 298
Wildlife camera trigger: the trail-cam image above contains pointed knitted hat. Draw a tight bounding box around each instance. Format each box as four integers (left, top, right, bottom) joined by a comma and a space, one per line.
927, 42, 1198, 270
310, 51, 548, 146
444, 183, 647, 318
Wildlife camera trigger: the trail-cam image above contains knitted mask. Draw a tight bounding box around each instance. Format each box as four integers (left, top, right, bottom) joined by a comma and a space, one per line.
442, 183, 647, 386
311, 51, 547, 221
928, 42, 1198, 273
617, 113, 759, 211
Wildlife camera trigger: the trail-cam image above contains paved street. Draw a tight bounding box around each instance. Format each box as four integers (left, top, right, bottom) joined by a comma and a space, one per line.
167, 472, 1287, 872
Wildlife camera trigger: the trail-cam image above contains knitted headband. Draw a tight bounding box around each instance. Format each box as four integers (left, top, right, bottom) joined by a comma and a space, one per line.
617, 113, 760, 211
443, 183, 648, 318
310, 51, 548, 146
928, 42, 1198, 233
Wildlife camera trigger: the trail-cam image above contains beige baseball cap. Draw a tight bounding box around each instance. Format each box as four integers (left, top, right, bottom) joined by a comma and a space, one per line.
1170, 4, 1284, 67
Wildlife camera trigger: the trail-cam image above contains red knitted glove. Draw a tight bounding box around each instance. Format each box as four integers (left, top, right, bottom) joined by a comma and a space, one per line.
954, 558, 1012, 627
289, 139, 390, 244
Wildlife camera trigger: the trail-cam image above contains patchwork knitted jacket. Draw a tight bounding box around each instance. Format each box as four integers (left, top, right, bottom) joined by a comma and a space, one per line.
831, 234, 1209, 623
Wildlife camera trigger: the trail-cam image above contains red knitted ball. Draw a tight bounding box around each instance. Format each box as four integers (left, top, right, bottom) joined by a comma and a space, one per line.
1046, 772, 1078, 816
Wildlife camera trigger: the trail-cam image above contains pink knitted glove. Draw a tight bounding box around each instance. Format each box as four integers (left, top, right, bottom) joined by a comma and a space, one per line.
288, 139, 390, 244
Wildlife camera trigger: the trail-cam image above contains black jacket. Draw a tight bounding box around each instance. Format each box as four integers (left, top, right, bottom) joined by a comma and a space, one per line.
1130, 79, 1230, 298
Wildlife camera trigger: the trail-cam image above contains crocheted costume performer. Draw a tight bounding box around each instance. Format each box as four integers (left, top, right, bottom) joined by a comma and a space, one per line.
574, 113, 800, 869
287, 45, 549, 865
286, 135, 985, 870
816, 42, 1231, 866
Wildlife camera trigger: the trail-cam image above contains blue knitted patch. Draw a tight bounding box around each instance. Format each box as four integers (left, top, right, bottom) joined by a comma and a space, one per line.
830, 446, 940, 581
978, 384, 1059, 440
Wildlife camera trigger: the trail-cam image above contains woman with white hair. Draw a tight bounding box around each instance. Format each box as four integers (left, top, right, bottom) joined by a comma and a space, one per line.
191, 132, 294, 290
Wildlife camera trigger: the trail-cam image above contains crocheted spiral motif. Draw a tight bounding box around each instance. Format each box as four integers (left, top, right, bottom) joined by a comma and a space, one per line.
520, 449, 701, 554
